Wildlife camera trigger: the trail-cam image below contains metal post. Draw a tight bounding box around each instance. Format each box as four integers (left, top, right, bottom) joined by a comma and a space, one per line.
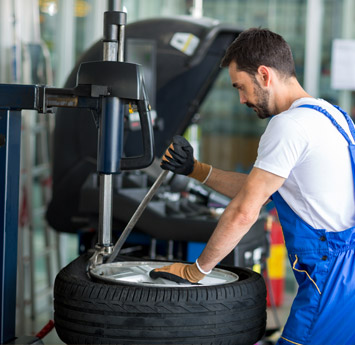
83, 0, 107, 53
304, 0, 324, 97
96, 11, 126, 256
191, 0, 203, 18
339, 0, 354, 113
118, 24, 125, 62
55, 0, 75, 87
97, 24, 118, 250
108, 0, 122, 11
0, 109, 22, 344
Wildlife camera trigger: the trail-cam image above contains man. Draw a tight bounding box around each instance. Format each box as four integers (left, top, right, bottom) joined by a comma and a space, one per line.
150, 28, 355, 345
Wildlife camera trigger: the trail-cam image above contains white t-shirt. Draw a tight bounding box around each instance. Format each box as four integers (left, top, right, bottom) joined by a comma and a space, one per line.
254, 97, 355, 232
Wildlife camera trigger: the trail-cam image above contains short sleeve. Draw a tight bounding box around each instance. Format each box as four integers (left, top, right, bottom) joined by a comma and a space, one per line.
254, 114, 309, 178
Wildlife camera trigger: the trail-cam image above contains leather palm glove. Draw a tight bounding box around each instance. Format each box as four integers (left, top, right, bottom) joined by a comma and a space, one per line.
161, 135, 212, 184
149, 262, 205, 284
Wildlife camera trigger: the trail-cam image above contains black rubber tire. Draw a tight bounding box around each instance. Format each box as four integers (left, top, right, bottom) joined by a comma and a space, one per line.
54, 253, 266, 345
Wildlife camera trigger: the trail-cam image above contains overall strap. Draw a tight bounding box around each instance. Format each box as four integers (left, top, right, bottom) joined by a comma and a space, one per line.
333, 104, 355, 142
298, 104, 355, 145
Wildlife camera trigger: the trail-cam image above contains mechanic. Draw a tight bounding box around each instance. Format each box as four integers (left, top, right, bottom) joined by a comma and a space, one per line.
150, 28, 355, 345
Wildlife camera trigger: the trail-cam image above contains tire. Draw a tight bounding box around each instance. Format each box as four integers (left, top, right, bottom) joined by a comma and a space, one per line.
54, 253, 266, 345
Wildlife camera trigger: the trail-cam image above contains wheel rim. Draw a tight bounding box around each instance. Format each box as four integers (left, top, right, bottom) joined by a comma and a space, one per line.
90, 261, 239, 287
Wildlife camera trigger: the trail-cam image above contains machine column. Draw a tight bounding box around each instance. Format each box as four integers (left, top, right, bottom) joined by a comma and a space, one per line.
0, 110, 22, 343
97, 11, 127, 252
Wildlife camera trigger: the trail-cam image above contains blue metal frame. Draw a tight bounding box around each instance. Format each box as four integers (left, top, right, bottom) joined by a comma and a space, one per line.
0, 51, 151, 340
0, 109, 22, 344
0, 83, 109, 343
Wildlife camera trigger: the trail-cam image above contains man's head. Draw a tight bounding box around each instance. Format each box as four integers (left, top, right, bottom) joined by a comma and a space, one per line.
221, 28, 296, 78
221, 28, 297, 118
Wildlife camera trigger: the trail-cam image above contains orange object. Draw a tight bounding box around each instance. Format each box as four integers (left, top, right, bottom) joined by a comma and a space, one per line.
265, 209, 286, 307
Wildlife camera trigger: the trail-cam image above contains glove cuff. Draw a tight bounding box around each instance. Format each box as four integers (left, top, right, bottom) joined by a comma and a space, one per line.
188, 160, 212, 184
185, 263, 206, 283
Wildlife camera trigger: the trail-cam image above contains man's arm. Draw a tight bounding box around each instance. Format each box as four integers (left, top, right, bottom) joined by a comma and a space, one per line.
204, 167, 248, 199
151, 167, 285, 283
198, 167, 285, 272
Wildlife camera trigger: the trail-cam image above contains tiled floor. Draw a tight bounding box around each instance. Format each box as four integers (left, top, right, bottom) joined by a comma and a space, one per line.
264, 290, 297, 343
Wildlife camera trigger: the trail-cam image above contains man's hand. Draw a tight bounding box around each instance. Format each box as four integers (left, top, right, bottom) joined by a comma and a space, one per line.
149, 262, 205, 284
161, 135, 212, 183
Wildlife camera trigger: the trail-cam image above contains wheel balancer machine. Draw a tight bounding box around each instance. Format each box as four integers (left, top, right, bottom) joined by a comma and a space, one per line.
0, 11, 155, 343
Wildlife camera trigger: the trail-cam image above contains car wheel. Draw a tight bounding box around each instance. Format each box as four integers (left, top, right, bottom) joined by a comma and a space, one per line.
54, 253, 266, 345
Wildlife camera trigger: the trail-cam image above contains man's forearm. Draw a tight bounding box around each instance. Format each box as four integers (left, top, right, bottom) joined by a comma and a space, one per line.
197, 185, 261, 271
204, 167, 248, 198
197, 167, 285, 272
150, 168, 286, 283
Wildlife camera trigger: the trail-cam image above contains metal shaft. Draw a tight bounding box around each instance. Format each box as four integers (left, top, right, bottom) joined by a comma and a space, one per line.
118, 25, 125, 62
98, 174, 113, 245
97, 13, 126, 248
97, 51, 117, 248
107, 170, 169, 263
103, 41, 118, 61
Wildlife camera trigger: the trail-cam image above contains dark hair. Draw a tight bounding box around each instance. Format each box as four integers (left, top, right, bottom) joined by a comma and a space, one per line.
221, 28, 296, 78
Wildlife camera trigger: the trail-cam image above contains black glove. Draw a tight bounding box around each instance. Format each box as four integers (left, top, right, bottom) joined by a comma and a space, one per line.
161, 135, 194, 175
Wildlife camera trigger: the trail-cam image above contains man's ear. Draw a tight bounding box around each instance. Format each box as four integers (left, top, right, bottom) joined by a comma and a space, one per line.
257, 65, 271, 87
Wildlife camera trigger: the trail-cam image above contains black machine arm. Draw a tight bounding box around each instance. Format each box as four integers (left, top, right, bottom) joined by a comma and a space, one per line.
121, 83, 154, 170
0, 61, 155, 172
75, 60, 155, 171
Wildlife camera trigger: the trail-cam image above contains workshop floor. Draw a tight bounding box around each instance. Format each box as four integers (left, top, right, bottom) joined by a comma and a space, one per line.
18, 231, 79, 345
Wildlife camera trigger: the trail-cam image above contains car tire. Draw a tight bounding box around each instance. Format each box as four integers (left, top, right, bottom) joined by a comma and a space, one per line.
54, 253, 266, 345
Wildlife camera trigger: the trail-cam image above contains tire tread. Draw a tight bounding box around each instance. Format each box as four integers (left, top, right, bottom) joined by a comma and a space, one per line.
54, 254, 266, 345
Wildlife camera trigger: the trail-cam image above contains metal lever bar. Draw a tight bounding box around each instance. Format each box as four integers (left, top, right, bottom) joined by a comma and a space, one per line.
106, 169, 169, 263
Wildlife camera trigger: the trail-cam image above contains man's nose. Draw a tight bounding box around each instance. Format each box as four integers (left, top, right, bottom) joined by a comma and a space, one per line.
239, 93, 247, 104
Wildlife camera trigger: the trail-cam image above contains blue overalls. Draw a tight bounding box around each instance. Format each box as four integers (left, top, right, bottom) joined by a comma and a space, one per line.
274, 104, 355, 345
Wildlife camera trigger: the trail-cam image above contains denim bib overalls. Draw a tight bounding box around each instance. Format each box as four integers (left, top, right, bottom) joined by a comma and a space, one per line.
274, 104, 355, 345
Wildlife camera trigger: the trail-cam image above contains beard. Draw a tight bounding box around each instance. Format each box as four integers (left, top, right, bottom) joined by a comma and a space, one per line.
245, 81, 272, 119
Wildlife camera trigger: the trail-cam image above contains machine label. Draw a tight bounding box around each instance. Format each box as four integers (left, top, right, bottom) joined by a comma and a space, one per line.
170, 32, 200, 56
